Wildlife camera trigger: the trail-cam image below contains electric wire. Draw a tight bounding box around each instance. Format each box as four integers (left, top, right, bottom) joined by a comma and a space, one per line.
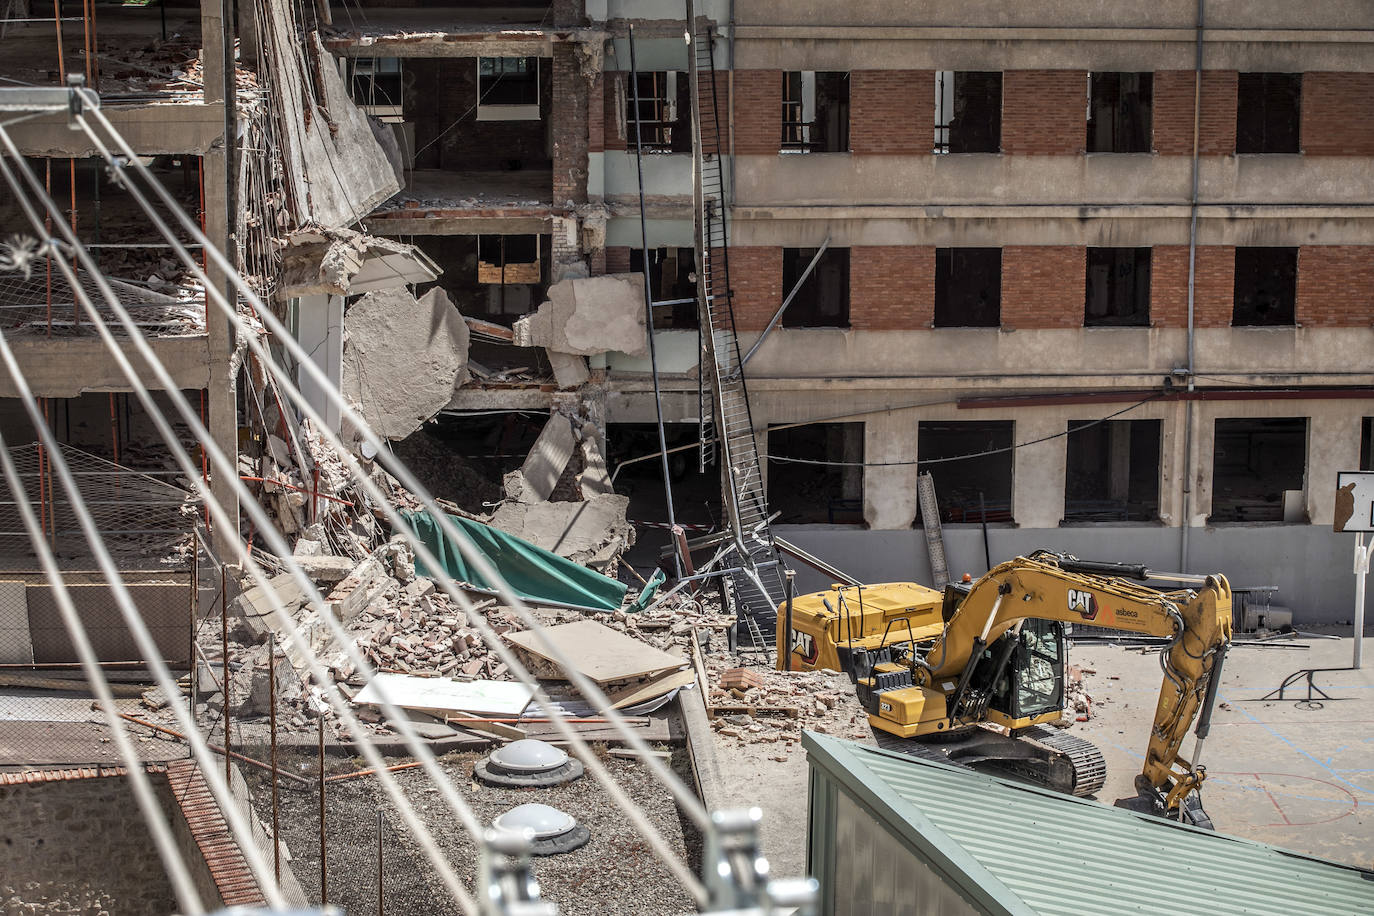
63, 101, 715, 904
765, 394, 1163, 468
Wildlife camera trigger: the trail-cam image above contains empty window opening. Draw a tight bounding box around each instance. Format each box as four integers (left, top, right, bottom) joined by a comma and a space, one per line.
1237, 73, 1301, 154
934, 248, 1001, 327
609, 423, 719, 533
782, 71, 850, 153
1362, 418, 1374, 471
630, 247, 698, 329
478, 57, 541, 120
408, 234, 550, 332
1232, 247, 1297, 326
347, 57, 404, 119
781, 247, 850, 328
626, 71, 691, 152
1064, 420, 1161, 522
1087, 72, 1153, 153
767, 423, 864, 524
1085, 247, 1151, 327
916, 421, 1014, 524
934, 71, 1002, 154
1209, 417, 1308, 523
478, 235, 541, 284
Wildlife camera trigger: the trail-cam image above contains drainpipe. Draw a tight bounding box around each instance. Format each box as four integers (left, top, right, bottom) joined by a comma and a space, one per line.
1180, 0, 1205, 573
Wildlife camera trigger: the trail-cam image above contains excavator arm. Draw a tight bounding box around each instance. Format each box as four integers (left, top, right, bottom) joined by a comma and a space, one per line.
913, 551, 1233, 817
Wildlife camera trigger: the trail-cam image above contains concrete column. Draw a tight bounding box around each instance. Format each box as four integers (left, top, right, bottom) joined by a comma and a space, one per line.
296, 294, 343, 433
863, 412, 918, 530
1188, 404, 1214, 527
1013, 412, 1066, 528
1158, 402, 1185, 526
1306, 409, 1362, 526
200, 0, 239, 552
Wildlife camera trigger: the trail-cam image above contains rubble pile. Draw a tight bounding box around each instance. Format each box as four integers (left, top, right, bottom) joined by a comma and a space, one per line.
704, 659, 873, 756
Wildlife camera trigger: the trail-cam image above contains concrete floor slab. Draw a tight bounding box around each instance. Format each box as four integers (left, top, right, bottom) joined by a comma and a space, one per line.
1072, 638, 1373, 869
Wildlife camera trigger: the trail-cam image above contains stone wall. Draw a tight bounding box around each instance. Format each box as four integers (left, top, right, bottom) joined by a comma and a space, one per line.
0, 775, 177, 914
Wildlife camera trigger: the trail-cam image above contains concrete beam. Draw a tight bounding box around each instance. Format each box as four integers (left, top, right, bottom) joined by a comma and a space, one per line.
4, 103, 225, 157
325, 34, 555, 59
0, 336, 211, 398
365, 214, 555, 236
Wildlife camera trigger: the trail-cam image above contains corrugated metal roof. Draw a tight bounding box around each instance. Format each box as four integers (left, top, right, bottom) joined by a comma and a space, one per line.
804, 731, 1374, 916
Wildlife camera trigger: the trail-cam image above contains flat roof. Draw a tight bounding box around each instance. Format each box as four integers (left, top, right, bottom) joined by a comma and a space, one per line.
804, 731, 1374, 916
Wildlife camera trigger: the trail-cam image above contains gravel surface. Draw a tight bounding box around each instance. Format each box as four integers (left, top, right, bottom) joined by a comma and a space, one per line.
247, 746, 699, 915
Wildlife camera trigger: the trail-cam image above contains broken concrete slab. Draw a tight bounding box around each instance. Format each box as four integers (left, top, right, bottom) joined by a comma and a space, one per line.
277, 229, 436, 298
513, 274, 647, 357
324, 552, 392, 625
291, 555, 356, 586
341, 286, 470, 440
579, 436, 615, 499
487, 493, 634, 565
511, 413, 578, 503
548, 350, 590, 389
233, 573, 309, 622
256, 13, 400, 229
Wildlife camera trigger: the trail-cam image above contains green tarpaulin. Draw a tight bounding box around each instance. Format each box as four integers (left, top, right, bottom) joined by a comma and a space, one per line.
401, 509, 627, 612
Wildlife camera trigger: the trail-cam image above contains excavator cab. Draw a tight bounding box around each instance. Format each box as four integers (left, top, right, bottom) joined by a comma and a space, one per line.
984, 619, 1067, 731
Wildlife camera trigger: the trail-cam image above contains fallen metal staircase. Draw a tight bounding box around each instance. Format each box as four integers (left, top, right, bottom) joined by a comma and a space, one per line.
687, 13, 786, 649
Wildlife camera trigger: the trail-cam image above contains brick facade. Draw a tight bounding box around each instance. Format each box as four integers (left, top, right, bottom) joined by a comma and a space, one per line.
1151, 245, 1236, 328
1001, 71, 1085, 155
850, 246, 935, 328
1297, 246, 1374, 326
1301, 72, 1374, 156
850, 71, 933, 155
733, 70, 782, 155
1152, 70, 1238, 155
726, 246, 783, 330
1000, 246, 1086, 328
604, 245, 631, 274
551, 43, 589, 205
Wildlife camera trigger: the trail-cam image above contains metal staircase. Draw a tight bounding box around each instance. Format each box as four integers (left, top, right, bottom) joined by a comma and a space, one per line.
687, 13, 787, 649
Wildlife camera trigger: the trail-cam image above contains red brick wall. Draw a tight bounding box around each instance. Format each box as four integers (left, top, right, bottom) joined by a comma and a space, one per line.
850, 71, 933, 155
1152, 71, 1238, 155
1301, 73, 1374, 155
604, 246, 631, 274
1151, 245, 1236, 328
733, 70, 782, 155
1297, 246, 1374, 326
588, 72, 605, 154
603, 71, 626, 151
1000, 247, 1086, 328
850, 247, 935, 328
727, 246, 782, 330
551, 44, 588, 205
1001, 71, 1085, 155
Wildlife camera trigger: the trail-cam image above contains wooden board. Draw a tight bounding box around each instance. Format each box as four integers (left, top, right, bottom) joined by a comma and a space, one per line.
504, 620, 684, 685
353, 673, 534, 717
607, 667, 696, 709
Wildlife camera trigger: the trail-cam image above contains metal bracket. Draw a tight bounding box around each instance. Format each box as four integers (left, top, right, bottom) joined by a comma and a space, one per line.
703, 808, 818, 915
479, 827, 560, 916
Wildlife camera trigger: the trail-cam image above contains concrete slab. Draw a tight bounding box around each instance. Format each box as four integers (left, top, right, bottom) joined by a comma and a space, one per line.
1071, 638, 1374, 869
513, 274, 647, 357
513, 412, 577, 503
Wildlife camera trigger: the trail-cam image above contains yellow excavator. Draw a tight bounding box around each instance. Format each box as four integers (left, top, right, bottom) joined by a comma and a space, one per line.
777, 549, 1233, 826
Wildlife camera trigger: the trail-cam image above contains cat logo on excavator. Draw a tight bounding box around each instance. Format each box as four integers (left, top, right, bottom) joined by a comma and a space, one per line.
1067, 588, 1099, 621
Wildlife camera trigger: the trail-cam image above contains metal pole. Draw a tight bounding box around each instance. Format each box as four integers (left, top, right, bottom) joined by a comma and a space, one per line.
741, 237, 830, 367
319, 712, 327, 905
628, 24, 682, 579
782, 570, 795, 671
268, 639, 280, 883
979, 491, 991, 572
1355, 532, 1367, 669
377, 809, 384, 916
189, 536, 198, 715
220, 565, 230, 784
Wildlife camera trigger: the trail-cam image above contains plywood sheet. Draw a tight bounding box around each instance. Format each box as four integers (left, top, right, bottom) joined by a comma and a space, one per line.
353, 673, 534, 717
608, 667, 696, 710
26, 582, 190, 664
504, 620, 684, 685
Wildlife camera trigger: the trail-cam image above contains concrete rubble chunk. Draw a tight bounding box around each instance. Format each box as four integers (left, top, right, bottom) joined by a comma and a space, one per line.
291, 554, 356, 586
512, 274, 647, 357
578, 436, 615, 499
341, 286, 470, 440
277, 228, 428, 297
511, 412, 578, 503
487, 493, 635, 565
547, 350, 591, 389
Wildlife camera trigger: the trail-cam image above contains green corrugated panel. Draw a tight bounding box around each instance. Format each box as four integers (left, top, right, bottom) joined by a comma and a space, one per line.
804, 731, 1374, 916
